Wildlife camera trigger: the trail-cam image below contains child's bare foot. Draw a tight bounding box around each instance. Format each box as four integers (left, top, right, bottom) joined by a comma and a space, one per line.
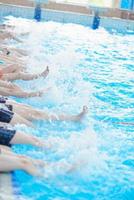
41, 66, 49, 78
20, 156, 44, 167
25, 164, 41, 176
34, 139, 52, 150
75, 106, 88, 121
116, 122, 134, 126
31, 159, 45, 167
37, 87, 51, 97
21, 159, 41, 176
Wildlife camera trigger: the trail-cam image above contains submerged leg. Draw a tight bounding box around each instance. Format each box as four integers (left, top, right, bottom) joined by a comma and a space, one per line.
56, 106, 88, 121
0, 145, 45, 166
0, 154, 40, 176
2, 66, 49, 81
10, 131, 47, 148
10, 113, 34, 127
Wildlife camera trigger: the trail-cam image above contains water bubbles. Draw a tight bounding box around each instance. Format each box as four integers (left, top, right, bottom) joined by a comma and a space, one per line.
6, 16, 134, 200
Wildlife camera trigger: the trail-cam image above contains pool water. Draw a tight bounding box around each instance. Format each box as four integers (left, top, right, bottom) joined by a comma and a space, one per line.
4, 17, 134, 200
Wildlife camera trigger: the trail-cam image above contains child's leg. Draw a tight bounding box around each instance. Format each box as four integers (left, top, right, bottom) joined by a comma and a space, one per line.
10, 113, 34, 127
0, 154, 39, 176
10, 131, 45, 148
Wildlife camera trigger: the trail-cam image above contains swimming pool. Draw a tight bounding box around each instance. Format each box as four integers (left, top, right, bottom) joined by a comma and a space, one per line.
2, 17, 134, 200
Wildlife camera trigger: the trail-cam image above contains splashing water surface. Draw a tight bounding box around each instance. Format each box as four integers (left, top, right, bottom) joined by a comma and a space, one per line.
4, 16, 134, 200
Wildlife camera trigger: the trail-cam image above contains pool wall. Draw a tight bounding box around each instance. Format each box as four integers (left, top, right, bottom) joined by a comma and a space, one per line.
0, 2, 134, 32
0, 0, 134, 20
0, 174, 15, 200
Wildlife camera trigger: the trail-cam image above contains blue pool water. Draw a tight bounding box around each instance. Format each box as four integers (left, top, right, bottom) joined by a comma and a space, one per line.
4, 17, 134, 200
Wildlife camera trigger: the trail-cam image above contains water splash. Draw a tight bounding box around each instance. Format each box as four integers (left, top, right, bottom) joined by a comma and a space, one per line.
5, 16, 134, 200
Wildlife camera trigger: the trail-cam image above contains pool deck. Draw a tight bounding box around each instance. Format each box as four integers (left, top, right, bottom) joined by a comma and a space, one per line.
0, 173, 15, 200
0, 0, 134, 20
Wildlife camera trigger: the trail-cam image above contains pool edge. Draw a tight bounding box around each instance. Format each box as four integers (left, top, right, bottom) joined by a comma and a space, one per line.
0, 173, 16, 200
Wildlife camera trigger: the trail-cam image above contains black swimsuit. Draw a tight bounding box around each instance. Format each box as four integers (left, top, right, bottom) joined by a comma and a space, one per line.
0, 126, 16, 147
0, 96, 13, 111
0, 108, 14, 123
6, 104, 13, 111
0, 96, 7, 104
0, 97, 15, 146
